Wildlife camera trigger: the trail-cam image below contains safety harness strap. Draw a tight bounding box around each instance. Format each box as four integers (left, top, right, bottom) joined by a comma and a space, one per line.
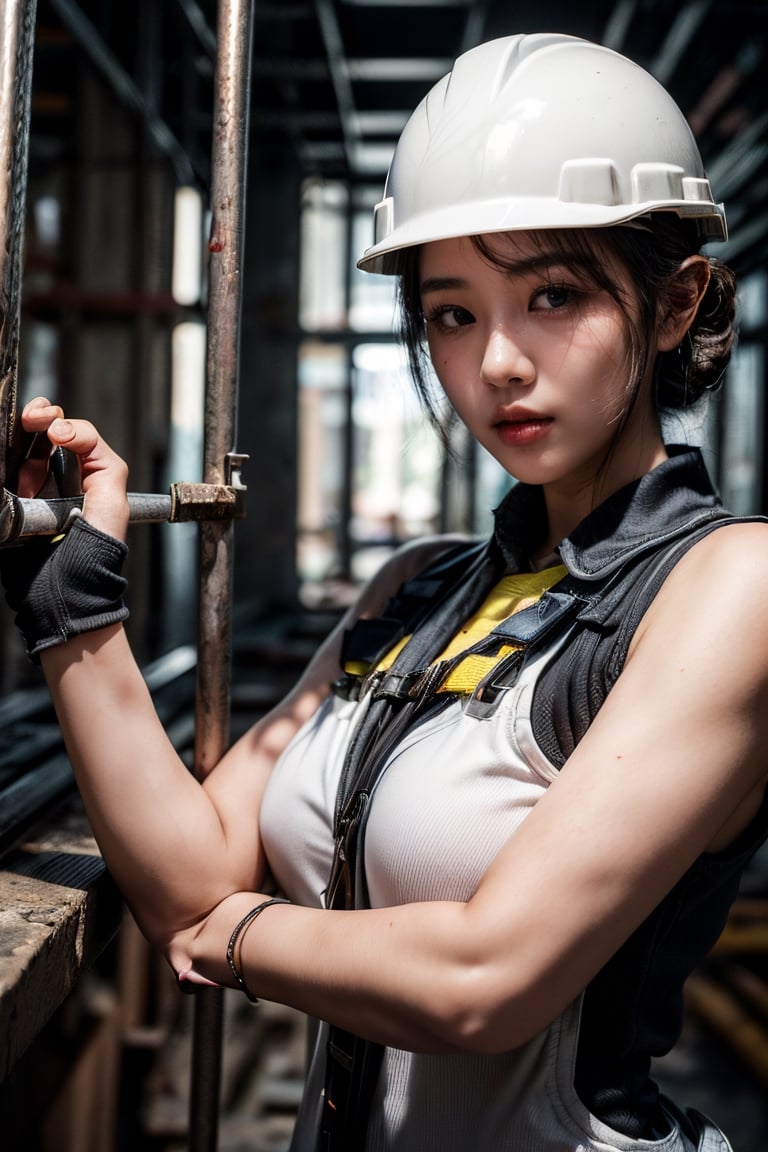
319, 511, 746, 1151
321, 537, 501, 1150
321, 539, 593, 1150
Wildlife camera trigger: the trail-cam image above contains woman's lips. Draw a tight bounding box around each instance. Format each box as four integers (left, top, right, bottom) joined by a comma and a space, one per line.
494, 414, 554, 446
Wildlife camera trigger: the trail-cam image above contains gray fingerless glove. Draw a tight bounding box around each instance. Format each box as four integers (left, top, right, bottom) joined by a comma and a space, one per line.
0, 513, 129, 661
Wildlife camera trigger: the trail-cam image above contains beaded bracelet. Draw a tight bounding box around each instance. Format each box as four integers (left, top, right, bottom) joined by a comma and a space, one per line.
226, 897, 291, 1002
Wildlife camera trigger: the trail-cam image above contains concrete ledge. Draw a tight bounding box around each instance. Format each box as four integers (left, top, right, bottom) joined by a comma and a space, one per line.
0, 795, 123, 1082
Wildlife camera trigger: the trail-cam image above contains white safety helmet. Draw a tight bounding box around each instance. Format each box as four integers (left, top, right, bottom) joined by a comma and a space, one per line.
358, 33, 726, 275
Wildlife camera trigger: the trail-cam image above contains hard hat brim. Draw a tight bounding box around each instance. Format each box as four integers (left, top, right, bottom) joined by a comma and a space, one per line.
357, 198, 727, 275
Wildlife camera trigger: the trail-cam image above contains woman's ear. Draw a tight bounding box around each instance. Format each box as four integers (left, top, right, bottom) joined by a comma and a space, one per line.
657, 255, 711, 352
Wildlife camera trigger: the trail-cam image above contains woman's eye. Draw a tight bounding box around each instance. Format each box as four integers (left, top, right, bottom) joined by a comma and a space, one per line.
532, 284, 576, 310
424, 305, 474, 330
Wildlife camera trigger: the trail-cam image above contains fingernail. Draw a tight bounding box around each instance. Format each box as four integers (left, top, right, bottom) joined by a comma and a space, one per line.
50, 419, 74, 440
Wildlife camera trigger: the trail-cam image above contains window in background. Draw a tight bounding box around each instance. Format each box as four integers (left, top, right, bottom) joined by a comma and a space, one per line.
349, 342, 442, 582
296, 339, 445, 595
475, 442, 514, 533
719, 269, 766, 514
297, 340, 349, 588
349, 205, 398, 333
720, 342, 764, 513
299, 179, 348, 332
296, 181, 511, 602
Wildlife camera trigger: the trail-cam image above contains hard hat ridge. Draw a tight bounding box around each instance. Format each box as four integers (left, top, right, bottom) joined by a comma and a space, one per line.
358, 33, 727, 275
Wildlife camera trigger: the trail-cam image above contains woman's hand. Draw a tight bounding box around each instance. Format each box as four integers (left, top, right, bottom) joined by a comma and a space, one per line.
168, 891, 276, 996
16, 396, 130, 541
1, 398, 131, 660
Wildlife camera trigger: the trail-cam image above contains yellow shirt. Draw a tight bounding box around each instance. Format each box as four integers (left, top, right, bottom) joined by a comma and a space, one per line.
374, 564, 567, 695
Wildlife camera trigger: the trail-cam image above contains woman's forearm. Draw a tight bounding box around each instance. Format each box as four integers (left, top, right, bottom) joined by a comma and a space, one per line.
41, 625, 267, 944
183, 893, 544, 1056
188, 896, 479, 1052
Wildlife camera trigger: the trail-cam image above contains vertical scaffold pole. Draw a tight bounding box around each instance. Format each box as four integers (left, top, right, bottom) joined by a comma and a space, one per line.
0, 1, 255, 1144
189, 2, 255, 1149
0, 0, 38, 520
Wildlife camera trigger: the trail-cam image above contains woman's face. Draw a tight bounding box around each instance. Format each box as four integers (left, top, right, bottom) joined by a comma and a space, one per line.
420, 232, 666, 500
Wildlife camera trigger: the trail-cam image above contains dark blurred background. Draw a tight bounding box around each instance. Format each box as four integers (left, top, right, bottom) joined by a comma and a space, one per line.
0, 3, 766, 1149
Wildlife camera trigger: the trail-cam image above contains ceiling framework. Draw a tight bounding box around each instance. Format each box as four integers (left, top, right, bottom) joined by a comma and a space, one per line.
28, 0, 768, 277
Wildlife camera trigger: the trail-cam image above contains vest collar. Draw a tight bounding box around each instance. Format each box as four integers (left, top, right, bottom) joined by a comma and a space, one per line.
493, 446, 725, 581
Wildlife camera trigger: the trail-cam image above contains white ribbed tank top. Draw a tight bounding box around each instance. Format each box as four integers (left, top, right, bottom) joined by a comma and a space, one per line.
259, 589, 714, 1151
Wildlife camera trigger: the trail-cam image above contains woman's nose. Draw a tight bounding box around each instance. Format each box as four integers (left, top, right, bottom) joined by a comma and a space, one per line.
480, 326, 535, 389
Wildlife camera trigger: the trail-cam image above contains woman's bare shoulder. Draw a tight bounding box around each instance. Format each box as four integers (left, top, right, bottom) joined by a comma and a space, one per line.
666, 517, 768, 596
634, 516, 768, 660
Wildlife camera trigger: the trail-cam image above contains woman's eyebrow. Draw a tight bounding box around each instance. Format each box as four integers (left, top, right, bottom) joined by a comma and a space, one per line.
489, 254, 595, 278
419, 276, 468, 295
420, 256, 594, 296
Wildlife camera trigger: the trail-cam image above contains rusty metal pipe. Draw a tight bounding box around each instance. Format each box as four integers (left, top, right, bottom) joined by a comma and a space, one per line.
0, 0, 38, 541
2, 491, 172, 539
3, 469, 247, 540
189, 2, 255, 1150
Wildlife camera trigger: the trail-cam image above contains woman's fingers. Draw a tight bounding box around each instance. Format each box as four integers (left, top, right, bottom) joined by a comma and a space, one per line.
21, 397, 62, 423
18, 397, 57, 423
22, 398, 98, 457
12, 400, 63, 497
19, 398, 130, 541
19, 398, 78, 476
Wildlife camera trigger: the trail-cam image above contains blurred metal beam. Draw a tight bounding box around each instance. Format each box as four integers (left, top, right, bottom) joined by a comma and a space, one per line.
347, 57, 451, 80
315, 0, 359, 172
342, 0, 469, 5
176, 0, 217, 59
718, 211, 768, 270
706, 110, 768, 199
49, 0, 205, 184
652, 0, 712, 85
460, 0, 491, 54
601, 0, 638, 52
688, 41, 763, 136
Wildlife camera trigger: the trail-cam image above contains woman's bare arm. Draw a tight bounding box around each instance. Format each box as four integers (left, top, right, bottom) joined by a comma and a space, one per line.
178, 521, 768, 1053
14, 397, 462, 947
42, 533, 462, 949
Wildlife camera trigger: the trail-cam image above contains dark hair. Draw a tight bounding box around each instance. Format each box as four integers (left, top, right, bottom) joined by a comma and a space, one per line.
396, 217, 737, 443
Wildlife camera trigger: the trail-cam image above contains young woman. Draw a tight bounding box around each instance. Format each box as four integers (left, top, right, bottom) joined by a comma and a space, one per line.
4, 32, 768, 1152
